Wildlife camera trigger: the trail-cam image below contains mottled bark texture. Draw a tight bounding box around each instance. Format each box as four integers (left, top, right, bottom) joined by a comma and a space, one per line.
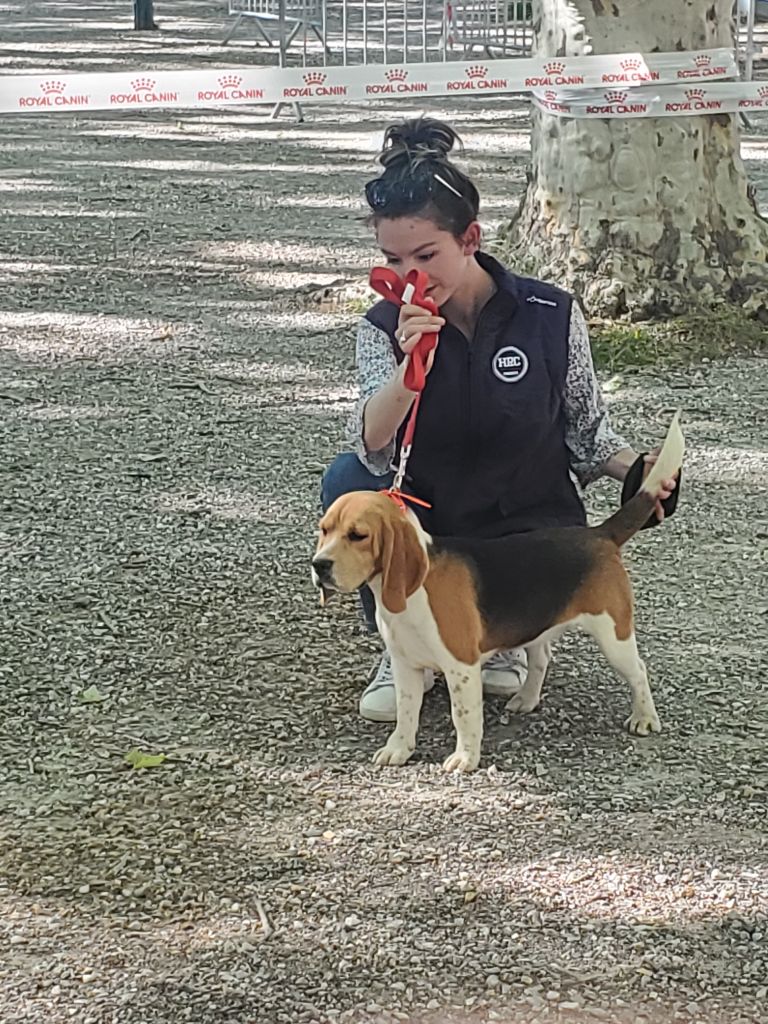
501, 0, 768, 318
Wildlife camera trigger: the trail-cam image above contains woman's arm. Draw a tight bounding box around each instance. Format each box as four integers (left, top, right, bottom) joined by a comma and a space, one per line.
346, 319, 414, 475
562, 303, 635, 486
563, 304, 678, 517
601, 446, 641, 482
362, 360, 418, 453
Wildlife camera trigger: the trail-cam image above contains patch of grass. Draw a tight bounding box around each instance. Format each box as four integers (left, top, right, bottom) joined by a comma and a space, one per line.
305, 282, 371, 315
589, 307, 768, 372
338, 294, 371, 316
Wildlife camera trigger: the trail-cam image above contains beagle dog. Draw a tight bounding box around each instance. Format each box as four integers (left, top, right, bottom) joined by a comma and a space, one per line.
312, 415, 684, 772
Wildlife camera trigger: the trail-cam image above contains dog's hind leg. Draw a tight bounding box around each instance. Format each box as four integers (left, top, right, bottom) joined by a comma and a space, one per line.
582, 612, 661, 736
373, 657, 425, 767
505, 640, 552, 715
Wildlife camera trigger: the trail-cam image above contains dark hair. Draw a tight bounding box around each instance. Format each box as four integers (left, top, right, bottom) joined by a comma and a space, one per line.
364, 117, 480, 236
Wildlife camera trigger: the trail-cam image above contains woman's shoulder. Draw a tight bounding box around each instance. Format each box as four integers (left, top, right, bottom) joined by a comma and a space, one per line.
508, 270, 573, 310
478, 251, 572, 310
355, 311, 401, 377
362, 298, 399, 337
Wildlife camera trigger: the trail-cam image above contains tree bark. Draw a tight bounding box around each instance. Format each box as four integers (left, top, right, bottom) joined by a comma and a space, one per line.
501, 0, 768, 319
134, 0, 157, 31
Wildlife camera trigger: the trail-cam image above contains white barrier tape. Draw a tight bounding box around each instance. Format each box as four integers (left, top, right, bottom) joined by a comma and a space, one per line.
0, 48, 736, 114
533, 80, 768, 119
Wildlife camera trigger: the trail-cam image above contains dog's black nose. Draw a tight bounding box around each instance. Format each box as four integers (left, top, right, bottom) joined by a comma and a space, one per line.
312, 557, 333, 582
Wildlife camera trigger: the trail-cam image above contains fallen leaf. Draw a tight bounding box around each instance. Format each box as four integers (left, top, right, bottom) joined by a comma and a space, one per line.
79, 686, 107, 704
124, 749, 167, 770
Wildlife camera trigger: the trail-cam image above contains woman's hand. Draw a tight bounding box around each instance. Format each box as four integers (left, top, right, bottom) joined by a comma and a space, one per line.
396, 303, 444, 380
642, 448, 679, 521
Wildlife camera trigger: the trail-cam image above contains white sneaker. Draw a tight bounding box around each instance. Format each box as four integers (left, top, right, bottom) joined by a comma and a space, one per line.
482, 648, 528, 698
359, 651, 435, 723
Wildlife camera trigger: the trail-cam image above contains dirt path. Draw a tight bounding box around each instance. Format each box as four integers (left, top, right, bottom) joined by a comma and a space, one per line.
1, 4, 767, 1024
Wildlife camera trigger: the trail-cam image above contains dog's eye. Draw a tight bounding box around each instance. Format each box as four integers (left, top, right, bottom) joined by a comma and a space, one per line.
348, 530, 368, 542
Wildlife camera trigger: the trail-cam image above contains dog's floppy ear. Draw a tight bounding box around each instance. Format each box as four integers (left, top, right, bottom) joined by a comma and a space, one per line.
377, 512, 428, 614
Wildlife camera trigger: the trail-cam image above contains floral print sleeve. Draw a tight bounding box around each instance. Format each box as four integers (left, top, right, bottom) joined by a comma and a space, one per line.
346, 317, 398, 476
564, 303, 629, 486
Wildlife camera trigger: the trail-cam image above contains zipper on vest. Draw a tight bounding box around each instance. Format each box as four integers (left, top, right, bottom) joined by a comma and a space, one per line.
465, 342, 473, 450
465, 303, 492, 465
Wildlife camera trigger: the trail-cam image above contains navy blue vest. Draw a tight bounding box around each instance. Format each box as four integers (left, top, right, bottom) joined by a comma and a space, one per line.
365, 252, 587, 538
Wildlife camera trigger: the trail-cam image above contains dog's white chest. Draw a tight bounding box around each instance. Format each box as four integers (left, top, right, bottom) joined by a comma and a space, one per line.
375, 587, 447, 671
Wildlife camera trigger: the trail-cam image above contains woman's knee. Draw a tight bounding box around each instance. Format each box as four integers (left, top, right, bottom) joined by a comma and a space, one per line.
321, 453, 389, 510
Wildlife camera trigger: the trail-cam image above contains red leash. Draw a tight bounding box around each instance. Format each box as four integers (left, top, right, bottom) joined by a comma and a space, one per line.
369, 267, 440, 392
368, 267, 440, 510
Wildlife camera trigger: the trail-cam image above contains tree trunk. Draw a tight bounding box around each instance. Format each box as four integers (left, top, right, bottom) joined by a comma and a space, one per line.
501, 0, 768, 319
134, 0, 157, 31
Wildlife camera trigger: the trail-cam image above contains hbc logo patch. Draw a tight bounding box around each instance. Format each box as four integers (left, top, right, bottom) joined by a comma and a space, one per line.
492, 346, 529, 383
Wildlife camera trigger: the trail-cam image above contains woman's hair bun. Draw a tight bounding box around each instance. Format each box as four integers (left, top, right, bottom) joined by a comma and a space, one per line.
366, 116, 479, 233
378, 117, 462, 170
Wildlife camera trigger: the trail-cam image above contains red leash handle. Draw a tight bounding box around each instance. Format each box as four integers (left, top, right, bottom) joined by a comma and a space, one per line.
367, 266, 437, 511
369, 266, 440, 393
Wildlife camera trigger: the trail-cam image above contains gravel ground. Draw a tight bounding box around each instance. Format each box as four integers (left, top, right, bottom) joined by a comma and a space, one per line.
1, 4, 767, 1024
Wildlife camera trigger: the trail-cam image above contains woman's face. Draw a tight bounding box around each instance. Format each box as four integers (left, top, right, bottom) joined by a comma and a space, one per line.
375, 216, 480, 308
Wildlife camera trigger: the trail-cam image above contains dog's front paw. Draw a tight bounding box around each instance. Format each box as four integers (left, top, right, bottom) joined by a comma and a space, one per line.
373, 742, 414, 767
442, 747, 480, 773
625, 709, 662, 736
505, 691, 539, 715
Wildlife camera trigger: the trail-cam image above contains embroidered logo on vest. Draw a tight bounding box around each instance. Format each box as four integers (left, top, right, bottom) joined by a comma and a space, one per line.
492, 346, 529, 383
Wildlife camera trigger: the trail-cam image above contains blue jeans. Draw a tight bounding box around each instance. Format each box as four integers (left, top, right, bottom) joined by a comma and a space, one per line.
320, 453, 399, 633
321, 452, 394, 510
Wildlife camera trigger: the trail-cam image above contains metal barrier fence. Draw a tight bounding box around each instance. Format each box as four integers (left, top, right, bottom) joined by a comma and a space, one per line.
737, 0, 765, 127
221, 0, 765, 122
737, 0, 759, 82
223, 0, 763, 80
224, 0, 327, 55
222, 0, 534, 65
445, 0, 533, 57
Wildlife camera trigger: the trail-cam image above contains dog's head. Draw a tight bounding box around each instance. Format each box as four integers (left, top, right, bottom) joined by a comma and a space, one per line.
311, 491, 428, 613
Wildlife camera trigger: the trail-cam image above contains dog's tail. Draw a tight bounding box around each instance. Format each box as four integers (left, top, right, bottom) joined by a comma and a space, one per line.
596, 412, 685, 547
